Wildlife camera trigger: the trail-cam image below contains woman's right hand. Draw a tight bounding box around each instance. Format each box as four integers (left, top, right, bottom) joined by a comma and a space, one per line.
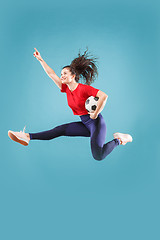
33, 48, 43, 62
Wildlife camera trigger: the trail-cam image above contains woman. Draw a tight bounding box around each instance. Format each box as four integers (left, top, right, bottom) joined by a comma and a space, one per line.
8, 48, 133, 161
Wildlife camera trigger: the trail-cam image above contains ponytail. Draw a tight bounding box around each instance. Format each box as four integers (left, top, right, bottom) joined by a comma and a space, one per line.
62, 48, 98, 85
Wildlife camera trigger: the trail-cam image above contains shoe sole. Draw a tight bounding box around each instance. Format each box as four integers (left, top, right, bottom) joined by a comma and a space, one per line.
8, 131, 29, 146
113, 132, 133, 144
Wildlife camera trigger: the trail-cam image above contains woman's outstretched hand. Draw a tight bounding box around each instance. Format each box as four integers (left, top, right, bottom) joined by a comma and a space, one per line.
33, 48, 43, 62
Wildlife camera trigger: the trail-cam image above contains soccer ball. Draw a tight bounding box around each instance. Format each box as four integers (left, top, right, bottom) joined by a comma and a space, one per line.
85, 96, 99, 113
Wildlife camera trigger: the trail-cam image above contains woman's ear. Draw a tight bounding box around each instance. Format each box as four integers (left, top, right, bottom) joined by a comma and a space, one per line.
71, 74, 76, 80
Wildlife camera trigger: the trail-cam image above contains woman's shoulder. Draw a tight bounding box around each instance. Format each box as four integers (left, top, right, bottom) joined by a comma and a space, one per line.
79, 83, 97, 89
79, 83, 91, 87
60, 83, 68, 93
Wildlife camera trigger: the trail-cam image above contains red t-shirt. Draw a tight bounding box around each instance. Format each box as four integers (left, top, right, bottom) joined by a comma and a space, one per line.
60, 83, 99, 115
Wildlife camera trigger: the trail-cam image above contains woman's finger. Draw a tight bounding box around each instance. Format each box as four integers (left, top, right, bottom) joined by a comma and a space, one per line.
34, 48, 39, 53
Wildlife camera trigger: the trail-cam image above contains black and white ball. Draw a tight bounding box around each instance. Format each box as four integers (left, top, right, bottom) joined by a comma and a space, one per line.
85, 96, 99, 113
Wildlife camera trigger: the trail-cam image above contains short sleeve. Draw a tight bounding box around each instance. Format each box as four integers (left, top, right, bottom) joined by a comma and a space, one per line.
60, 83, 67, 93
82, 84, 99, 98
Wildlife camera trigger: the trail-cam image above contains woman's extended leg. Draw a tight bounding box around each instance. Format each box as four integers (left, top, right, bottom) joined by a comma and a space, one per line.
80, 114, 120, 160
8, 122, 90, 146
29, 121, 90, 140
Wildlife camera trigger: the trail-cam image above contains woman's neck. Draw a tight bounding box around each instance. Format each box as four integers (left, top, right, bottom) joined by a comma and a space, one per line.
67, 81, 79, 92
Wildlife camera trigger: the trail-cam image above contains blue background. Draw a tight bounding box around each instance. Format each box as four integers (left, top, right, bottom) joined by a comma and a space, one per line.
1, 0, 160, 239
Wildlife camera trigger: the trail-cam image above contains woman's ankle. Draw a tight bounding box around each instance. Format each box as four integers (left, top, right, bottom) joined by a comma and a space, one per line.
117, 138, 122, 145
26, 133, 30, 140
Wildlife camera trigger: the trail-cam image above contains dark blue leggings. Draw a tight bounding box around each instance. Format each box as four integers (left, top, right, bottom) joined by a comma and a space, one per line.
29, 113, 120, 161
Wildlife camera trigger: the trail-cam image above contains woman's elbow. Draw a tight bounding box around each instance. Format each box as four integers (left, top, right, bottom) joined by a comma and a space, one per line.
103, 94, 108, 99
96, 90, 108, 100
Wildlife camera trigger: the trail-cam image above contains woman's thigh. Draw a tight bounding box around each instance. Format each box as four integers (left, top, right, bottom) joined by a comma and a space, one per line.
87, 114, 107, 147
65, 121, 90, 137
29, 121, 90, 140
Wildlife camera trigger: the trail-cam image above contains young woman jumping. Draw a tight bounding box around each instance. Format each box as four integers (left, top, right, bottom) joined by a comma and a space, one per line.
8, 48, 133, 161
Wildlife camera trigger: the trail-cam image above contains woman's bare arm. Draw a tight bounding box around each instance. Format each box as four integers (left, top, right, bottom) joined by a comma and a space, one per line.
33, 48, 62, 89
39, 59, 62, 89
94, 90, 108, 115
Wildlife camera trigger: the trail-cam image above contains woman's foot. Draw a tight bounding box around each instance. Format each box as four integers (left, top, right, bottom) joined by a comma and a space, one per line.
8, 126, 30, 146
113, 132, 133, 145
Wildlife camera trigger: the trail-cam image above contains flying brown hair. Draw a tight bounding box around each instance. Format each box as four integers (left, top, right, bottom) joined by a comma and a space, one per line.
62, 47, 99, 85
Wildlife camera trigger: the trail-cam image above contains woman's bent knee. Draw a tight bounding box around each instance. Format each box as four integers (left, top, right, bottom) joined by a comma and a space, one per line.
93, 154, 103, 161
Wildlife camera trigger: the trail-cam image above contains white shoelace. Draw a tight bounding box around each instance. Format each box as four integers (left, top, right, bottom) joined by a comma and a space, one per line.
20, 125, 26, 133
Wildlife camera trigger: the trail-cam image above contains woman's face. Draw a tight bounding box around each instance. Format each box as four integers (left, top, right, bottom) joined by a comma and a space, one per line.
60, 68, 75, 84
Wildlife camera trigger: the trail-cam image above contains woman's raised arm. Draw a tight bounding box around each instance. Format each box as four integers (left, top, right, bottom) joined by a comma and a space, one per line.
33, 48, 62, 89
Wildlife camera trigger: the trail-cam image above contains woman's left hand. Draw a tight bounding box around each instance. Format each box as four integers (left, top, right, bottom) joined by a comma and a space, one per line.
88, 112, 98, 119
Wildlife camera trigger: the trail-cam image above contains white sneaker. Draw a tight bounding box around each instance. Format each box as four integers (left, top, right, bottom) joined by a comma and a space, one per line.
113, 132, 133, 145
8, 126, 29, 146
